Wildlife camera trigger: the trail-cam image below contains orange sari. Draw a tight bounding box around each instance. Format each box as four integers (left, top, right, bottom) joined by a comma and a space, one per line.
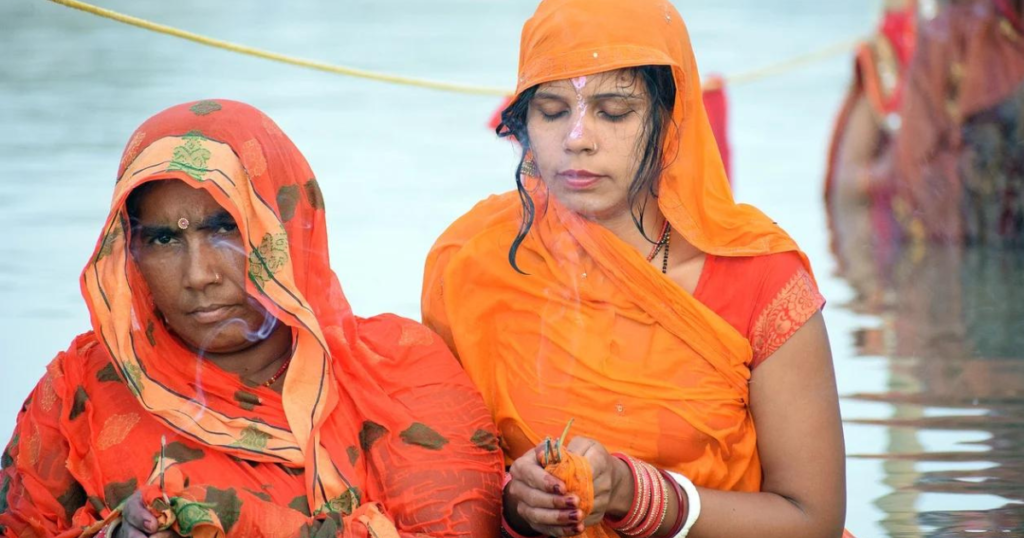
0, 100, 502, 538
422, 0, 817, 496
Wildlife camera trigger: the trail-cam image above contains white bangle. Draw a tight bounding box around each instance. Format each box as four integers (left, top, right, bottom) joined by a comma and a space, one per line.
665, 471, 701, 538
103, 520, 122, 538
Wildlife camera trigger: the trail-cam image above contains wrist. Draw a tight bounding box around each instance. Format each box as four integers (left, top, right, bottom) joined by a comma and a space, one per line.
607, 456, 636, 519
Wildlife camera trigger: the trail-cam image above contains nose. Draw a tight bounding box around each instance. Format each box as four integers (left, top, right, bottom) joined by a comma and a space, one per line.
182, 237, 224, 291
562, 110, 597, 154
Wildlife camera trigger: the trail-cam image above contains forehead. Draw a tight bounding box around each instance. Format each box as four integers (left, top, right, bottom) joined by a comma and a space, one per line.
133, 180, 225, 221
535, 68, 645, 96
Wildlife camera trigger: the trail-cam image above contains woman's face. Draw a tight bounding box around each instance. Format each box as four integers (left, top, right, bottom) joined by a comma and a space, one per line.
131, 180, 280, 354
526, 69, 652, 221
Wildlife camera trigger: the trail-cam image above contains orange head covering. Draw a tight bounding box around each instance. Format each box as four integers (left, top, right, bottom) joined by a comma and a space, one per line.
79, 99, 500, 534
424, 0, 814, 497
513, 0, 804, 257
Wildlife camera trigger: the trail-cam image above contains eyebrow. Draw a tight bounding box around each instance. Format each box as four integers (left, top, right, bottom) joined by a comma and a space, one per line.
136, 224, 179, 242
533, 91, 642, 103
135, 210, 236, 239
194, 211, 236, 231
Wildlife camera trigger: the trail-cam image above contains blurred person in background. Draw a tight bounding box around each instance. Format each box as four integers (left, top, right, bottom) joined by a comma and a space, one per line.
893, 0, 1024, 247
824, 0, 922, 312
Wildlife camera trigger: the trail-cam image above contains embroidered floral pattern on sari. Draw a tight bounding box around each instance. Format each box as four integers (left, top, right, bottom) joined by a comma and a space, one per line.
751, 269, 823, 363
168, 133, 212, 181
241, 139, 267, 178
189, 100, 222, 116
247, 231, 289, 287
96, 225, 123, 262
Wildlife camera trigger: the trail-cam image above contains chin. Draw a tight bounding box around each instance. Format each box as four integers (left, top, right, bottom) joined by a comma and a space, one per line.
175, 324, 257, 354
551, 189, 620, 220
196, 334, 254, 355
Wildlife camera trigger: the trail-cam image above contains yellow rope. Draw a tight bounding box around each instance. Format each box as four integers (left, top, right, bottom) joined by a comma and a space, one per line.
725, 37, 864, 86
46, 0, 863, 95
46, 0, 510, 96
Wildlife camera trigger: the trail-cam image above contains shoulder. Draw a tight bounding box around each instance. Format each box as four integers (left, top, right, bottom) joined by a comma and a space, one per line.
38, 332, 108, 387
356, 314, 470, 386
708, 251, 814, 290
51, 331, 119, 387
745, 253, 824, 367
429, 191, 523, 258
699, 252, 823, 368
10, 332, 108, 433
359, 314, 445, 351
698, 251, 817, 322
422, 192, 526, 339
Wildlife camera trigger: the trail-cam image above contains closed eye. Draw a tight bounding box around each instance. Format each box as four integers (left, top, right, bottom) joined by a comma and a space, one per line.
541, 110, 569, 121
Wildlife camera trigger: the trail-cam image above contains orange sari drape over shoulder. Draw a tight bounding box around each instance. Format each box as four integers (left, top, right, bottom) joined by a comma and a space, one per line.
1, 100, 502, 538
423, 0, 814, 494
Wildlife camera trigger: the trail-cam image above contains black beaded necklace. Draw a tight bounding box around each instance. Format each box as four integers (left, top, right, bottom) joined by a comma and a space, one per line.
661, 225, 671, 274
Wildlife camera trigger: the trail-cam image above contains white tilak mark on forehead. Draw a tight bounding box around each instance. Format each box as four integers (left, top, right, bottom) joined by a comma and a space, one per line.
569, 76, 588, 141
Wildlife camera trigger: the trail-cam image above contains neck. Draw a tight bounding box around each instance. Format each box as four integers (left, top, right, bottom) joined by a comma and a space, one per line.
591, 199, 663, 255
202, 323, 292, 385
591, 198, 702, 267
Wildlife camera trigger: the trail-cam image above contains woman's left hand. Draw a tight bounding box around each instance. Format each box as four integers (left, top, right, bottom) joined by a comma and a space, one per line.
562, 436, 634, 527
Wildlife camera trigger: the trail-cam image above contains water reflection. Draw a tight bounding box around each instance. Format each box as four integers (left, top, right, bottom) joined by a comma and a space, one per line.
838, 240, 1024, 536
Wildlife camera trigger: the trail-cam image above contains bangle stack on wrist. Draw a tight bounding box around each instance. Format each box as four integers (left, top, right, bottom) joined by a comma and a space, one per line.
604, 454, 702, 538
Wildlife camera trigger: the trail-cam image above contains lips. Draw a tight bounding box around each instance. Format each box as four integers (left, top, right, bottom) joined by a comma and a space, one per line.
557, 169, 604, 189
188, 304, 239, 324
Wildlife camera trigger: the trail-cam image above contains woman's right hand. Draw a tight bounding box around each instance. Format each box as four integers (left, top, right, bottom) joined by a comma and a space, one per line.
505, 444, 585, 537
113, 492, 180, 538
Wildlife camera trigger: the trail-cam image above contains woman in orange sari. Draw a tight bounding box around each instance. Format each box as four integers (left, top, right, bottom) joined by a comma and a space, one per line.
423, 1, 847, 537
0, 100, 503, 538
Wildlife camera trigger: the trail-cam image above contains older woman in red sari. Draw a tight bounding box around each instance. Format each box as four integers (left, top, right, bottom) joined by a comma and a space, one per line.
0, 100, 502, 538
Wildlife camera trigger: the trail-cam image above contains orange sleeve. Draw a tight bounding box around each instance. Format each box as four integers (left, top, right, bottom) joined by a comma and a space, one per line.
748, 253, 826, 369
0, 356, 102, 538
421, 240, 459, 360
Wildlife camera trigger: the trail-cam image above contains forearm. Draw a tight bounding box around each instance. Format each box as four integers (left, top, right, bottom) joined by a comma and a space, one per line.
605, 464, 840, 538
687, 488, 844, 538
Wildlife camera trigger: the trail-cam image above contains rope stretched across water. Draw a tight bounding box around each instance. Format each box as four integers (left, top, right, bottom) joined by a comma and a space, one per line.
47, 0, 864, 95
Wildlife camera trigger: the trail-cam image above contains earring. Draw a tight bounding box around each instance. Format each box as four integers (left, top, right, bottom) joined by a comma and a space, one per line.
521, 157, 539, 178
